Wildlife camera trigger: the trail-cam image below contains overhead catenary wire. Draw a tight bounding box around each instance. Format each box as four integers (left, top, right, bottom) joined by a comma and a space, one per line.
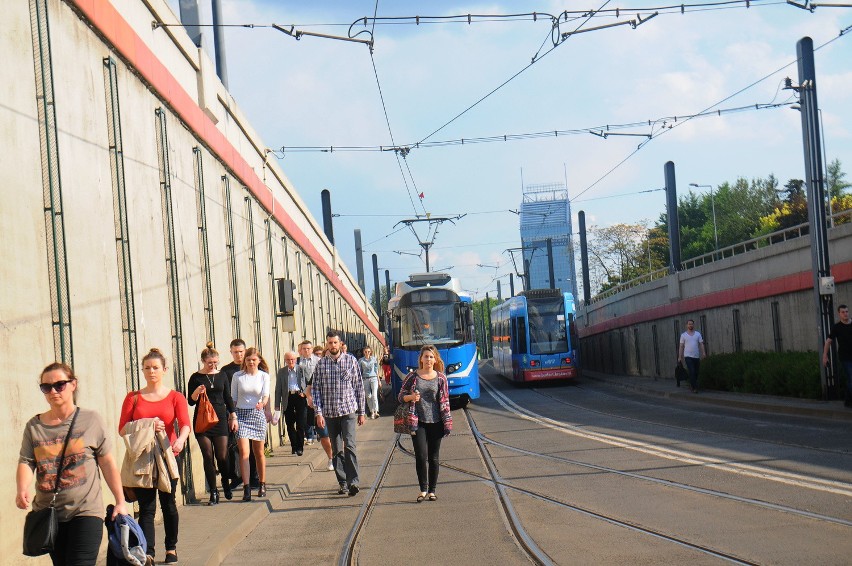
572, 25, 851, 200
274, 99, 795, 154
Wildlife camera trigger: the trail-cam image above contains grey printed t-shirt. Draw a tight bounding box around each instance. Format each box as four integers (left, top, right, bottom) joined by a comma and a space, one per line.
414, 377, 441, 423
19, 407, 111, 521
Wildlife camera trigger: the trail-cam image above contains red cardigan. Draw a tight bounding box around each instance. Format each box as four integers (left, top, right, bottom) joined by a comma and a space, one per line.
119, 390, 190, 446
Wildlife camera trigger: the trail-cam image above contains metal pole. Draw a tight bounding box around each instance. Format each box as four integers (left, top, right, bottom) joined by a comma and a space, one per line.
797, 37, 834, 399
546, 238, 555, 290
664, 162, 681, 271
485, 292, 491, 358
354, 229, 365, 292
578, 211, 591, 307
211, 0, 228, 87
371, 254, 381, 320
509, 273, 515, 298
524, 259, 530, 291
321, 190, 334, 245
384, 270, 391, 306
710, 187, 719, 258
497, 280, 502, 302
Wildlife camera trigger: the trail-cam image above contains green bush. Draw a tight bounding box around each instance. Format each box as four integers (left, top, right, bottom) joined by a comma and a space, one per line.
699, 351, 822, 399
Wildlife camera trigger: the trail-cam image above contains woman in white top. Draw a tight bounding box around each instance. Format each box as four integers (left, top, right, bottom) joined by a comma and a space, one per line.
230, 347, 270, 501
359, 347, 380, 419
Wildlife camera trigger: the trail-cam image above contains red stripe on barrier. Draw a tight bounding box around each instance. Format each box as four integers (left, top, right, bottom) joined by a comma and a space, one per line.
580, 259, 852, 337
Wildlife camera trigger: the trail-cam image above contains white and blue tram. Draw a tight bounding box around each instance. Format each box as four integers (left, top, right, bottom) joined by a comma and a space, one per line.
387, 273, 480, 404
491, 288, 580, 382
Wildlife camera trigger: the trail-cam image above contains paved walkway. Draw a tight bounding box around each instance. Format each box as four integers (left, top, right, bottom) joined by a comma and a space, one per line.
139, 372, 850, 565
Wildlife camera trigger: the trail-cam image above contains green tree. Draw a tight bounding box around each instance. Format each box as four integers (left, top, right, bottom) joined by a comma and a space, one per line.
588, 223, 649, 292
826, 158, 851, 199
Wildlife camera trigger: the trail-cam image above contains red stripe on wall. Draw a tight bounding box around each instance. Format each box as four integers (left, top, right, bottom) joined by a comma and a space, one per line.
65, 0, 381, 340
580, 259, 852, 337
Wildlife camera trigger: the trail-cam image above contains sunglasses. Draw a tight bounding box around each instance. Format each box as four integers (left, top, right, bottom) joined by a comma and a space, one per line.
39, 380, 74, 394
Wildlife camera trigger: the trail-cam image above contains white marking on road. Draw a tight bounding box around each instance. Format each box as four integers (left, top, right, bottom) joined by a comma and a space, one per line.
481, 378, 852, 497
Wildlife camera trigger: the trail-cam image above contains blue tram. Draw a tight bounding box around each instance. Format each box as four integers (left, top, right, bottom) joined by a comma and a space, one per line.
387, 272, 480, 404
490, 288, 580, 382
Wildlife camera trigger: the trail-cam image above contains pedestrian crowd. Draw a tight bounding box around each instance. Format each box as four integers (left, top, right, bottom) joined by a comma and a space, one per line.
16, 328, 425, 565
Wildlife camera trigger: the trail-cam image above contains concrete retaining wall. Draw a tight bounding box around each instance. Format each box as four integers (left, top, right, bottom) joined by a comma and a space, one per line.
1, 1, 382, 561
578, 221, 852, 380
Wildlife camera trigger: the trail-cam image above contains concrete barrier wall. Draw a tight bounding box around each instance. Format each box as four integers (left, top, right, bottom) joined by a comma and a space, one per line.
1, 1, 382, 560
578, 221, 852, 380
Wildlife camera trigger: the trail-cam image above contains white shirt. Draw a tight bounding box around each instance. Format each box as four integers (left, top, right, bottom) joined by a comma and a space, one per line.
680, 331, 704, 359
231, 370, 270, 409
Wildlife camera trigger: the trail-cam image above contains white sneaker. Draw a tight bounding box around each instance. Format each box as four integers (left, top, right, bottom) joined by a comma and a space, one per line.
327, 459, 334, 471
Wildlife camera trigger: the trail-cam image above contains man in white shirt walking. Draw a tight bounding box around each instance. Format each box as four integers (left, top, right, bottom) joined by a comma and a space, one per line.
678, 319, 706, 393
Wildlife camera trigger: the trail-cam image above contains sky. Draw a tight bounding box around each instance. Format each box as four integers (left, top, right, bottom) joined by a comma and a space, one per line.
166, 0, 852, 301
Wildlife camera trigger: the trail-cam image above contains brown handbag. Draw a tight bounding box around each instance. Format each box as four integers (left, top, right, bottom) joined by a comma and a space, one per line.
195, 389, 219, 434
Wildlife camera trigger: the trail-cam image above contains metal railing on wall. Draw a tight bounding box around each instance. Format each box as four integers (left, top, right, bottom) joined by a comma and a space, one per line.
193, 148, 215, 343
589, 208, 852, 304
104, 57, 138, 390
244, 194, 262, 351
155, 108, 195, 502
222, 175, 241, 337
31, 0, 73, 365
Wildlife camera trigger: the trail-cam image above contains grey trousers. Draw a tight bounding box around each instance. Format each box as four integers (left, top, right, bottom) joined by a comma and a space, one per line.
327, 412, 359, 487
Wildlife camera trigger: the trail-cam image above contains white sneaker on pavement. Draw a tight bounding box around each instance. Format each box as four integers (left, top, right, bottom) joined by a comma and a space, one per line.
327, 459, 334, 471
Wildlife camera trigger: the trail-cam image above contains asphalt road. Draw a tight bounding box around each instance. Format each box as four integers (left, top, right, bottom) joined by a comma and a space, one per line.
217, 364, 852, 565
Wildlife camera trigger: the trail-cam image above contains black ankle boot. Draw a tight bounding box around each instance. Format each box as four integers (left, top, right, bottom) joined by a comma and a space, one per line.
257, 483, 266, 497
242, 485, 252, 502
222, 479, 232, 500
209, 489, 219, 505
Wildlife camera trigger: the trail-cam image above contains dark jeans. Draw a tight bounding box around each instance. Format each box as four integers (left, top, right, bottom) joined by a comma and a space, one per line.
685, 356, 700, 390
285, 393, 308, 452
413, 422, 444, 493
49, 515, 102, 566
841, 360, 852, 406
327, 413, 359, 487
136, 476, 179, 557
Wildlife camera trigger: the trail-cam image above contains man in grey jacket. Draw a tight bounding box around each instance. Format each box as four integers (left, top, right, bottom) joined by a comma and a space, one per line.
275, 352, 308, 456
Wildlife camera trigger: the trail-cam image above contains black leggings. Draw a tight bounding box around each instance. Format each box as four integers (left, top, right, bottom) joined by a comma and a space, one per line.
196, 434, 230, 490
412, 422, 444, 493
49, 515, 102, 566
136, 476, 179, 557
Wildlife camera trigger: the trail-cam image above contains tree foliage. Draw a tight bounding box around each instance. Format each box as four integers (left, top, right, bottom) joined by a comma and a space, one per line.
584, 161, 851, 297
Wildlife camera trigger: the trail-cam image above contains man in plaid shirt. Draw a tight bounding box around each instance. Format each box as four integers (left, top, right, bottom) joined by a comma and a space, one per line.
313, 331, 366, 496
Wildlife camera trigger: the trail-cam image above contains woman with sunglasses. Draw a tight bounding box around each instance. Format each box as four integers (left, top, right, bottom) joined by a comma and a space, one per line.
17, 363, 128, 565
119, 348, 190, 564
187, 342, 237, 504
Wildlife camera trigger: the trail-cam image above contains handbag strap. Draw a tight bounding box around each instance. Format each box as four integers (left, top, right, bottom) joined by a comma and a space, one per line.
50, 407, 80, 502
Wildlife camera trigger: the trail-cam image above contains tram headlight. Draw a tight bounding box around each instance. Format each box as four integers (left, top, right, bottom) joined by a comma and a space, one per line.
406, 366, 418, 373
563, 357, 572, 364
446, 362, 462, 374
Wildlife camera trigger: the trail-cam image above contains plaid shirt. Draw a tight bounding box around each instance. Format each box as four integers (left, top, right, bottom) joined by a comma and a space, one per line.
313, 352, 365, 418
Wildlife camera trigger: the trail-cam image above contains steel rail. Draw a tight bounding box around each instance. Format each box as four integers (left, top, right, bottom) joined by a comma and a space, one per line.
338, 435, 398, 566
395, 413, 760, 565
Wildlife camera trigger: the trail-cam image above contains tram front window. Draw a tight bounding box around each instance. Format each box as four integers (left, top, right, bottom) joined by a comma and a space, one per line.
527, 297, 568, 355
399, 303, 460, 347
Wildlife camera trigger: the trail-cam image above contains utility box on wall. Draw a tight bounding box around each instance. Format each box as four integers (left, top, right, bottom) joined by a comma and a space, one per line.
276, 278, 297, 316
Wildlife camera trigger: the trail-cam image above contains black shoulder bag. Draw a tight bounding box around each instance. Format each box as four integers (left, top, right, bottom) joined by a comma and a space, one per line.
23, 407, 80, 557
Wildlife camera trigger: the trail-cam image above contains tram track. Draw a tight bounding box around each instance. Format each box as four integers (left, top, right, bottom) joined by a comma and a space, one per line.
393, 408, 762, 565
533, 382, 851, 456
481, 378, 852, 497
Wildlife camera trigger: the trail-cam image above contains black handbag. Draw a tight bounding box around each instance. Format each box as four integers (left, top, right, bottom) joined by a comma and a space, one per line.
23, 407, 80, 557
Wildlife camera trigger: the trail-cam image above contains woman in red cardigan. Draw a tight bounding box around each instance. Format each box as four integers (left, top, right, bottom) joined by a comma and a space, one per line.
119, 348, 190, 565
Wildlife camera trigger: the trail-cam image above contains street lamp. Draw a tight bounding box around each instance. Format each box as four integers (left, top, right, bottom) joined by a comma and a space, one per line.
689, 182, 719, 259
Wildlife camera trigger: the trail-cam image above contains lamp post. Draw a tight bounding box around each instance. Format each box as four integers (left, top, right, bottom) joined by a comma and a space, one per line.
689, 183, 719, 259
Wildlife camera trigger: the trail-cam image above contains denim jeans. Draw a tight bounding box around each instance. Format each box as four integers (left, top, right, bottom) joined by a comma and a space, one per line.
364, 376, 379, 414
326, 412, 359, 487
684, 356, 700, 390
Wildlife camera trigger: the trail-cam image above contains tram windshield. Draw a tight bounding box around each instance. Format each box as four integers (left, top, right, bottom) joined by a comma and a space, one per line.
526, 297, 568, 355
397, 302, 461, 347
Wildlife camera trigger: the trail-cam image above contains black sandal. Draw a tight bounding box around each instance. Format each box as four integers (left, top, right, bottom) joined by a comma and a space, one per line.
416, 493, 426, 503
427, 493, 437, 501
